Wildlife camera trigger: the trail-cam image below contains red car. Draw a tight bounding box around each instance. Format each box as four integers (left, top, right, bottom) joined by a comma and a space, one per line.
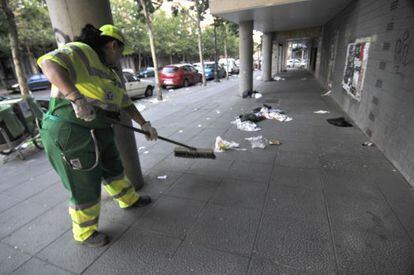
159, 64, 202, 88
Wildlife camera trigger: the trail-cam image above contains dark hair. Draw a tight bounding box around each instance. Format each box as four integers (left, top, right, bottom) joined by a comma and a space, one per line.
75, 24, 118, 60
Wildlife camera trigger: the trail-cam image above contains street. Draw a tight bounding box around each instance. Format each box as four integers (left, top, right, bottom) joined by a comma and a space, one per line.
1, 70, 413, 274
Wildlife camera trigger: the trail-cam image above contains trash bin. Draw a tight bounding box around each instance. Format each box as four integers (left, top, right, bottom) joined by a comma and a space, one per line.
0, 104, 26, 145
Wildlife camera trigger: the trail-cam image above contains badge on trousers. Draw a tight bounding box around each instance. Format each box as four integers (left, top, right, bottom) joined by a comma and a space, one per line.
70, 158, 83, 169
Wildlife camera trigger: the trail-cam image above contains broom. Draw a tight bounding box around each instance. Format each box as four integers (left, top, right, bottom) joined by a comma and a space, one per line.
105, 118, 216, 159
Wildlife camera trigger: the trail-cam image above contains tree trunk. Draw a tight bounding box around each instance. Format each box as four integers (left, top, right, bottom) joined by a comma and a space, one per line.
223, 23, 229, 79
0, 61, 7, 89
139, 0, 162, 100
224, 23, 229, 80
195, 0, 206, 86
170, 54, 173, 64
1, 0, 30, 96
26, 45, 39, 74
138, 50, 142, 71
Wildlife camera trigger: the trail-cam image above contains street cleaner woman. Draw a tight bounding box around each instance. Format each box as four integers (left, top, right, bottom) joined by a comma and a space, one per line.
38, 24, 158, 247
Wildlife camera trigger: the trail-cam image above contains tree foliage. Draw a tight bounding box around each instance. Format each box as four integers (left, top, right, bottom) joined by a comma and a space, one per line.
0, 0, 55, 57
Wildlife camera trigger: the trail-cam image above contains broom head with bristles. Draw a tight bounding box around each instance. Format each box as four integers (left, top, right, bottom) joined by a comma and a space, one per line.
174, 147, 216, 159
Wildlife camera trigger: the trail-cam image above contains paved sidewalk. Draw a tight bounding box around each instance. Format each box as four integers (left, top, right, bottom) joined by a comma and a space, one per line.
0, 70, 413, 274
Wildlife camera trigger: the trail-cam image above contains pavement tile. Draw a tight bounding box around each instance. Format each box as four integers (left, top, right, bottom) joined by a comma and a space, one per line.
327, 191, 410, 239
0, 201, 47, 240
388, 201, 414, 241
166, 173, 221, 201
332, 223, 414, 274
83, 229, 181, 275
186, 204, 261, 256
225, 160, 273, 183
271, 166, 323, 190
11, 257, 72, 275
37, 220, 128, 274
25, 183, 68, 209
374, 171, 414, 204
136, 196, 204, 239
254, 216, 336, 274
210, 178, 268, 210
264, 185, 327, 223
322, 169, 385, 200
0, 194, 20, 214
1, 170, 59, 201
3, 202, 71, 255
0, 243, 31, 274
165, 243, 250, 275
248, 256, 304, 275
99, 196, 151, 227
275, 150, 320, 169
153, 155, 194, 173
139, 170, 183, 199
187, 158, 234, 179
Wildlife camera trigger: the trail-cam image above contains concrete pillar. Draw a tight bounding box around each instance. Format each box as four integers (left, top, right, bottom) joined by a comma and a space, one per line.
282, 42, 289, 71
45, 0, 145, 189
261, 32, 273, 81
239, 21, 253, 97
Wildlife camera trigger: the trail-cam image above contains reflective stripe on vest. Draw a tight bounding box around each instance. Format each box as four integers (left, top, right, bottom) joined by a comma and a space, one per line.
68, 45, 123, 89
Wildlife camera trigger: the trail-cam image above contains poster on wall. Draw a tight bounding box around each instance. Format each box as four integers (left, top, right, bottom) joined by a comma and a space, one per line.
342, 37, 371, 101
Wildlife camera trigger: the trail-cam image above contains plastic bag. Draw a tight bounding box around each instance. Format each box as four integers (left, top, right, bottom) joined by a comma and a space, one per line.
214, 136, 240, 153
245, 136, 266, 149
231, 118, 261, 131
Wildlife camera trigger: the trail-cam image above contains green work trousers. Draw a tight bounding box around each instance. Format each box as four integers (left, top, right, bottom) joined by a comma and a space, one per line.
40, 116, 139, 241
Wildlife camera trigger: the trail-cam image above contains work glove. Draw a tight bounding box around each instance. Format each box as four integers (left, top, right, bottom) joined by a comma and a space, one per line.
71, 96, 96, 122
141, 121, 158, 141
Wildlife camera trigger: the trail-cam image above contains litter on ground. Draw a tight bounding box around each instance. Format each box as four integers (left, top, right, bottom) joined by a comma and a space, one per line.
362, 141, 375, 147
273, 76, 285, 81
254, 92, 263, 99
198, 124, 202, 127
136, 103, 146, 112
143, 151, 149, 154
245, 136, 267, 149
314, 110, 330, 114
214, 136, 240, 152
138, 146, 146, 151
327, 117, 353, 127
258, 106, 292, 122
231, 118, 261, 131
216, 110, 221, 114
321, 90, 332, 96
157, 175, 168, 180
178, 130, 183, 133
268, 138, 282, 145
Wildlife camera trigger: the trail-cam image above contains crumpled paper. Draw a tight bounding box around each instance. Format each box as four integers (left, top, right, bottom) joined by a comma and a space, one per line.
245, 136, 267, 149
214, 136, 240, 152
231, 118, 261, 131
258, 107, 292, 122
314, 110, 330, 114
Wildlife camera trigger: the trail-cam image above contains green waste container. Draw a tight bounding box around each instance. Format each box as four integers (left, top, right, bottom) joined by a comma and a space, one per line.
0, 104, 26, 145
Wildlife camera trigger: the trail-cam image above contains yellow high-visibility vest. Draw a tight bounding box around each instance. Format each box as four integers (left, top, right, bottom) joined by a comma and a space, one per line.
38, 42, 131, 111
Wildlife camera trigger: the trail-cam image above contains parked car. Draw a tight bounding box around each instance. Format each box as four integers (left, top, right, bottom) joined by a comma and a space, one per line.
122, 70, 154, 99
9, 74, 51, 93
299, 59, 307, 68
159, 64, 202, 88
218, 58, 239, 75
193, 62, 226, 80
137, 67, 155, 78
286, 59, 301, 68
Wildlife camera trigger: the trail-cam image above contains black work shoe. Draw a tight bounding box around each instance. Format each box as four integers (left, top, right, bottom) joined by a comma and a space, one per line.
75, 231, 109, 248
125, 195, 152, 209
